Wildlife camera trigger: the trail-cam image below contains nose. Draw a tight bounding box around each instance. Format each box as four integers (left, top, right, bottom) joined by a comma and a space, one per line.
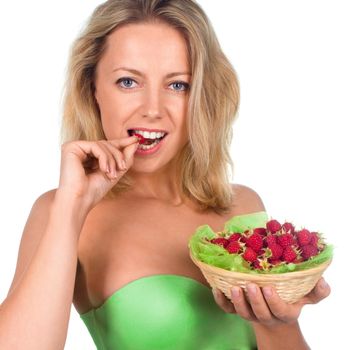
142, 85, 162, 119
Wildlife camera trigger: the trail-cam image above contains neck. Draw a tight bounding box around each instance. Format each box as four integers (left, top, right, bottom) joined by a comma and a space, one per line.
127, 162, 184, 206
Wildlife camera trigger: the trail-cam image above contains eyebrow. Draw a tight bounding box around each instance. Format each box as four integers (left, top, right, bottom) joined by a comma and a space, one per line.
112, 66, 191, 78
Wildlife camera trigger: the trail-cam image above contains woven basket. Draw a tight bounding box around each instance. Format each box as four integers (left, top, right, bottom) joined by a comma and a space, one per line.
190, 251, 331, 304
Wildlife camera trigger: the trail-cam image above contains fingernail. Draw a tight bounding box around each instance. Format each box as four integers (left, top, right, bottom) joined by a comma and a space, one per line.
231, 287, 240, 298
263, 287, 272, 298
247, 284, 257, 295
212, 289, 218, 297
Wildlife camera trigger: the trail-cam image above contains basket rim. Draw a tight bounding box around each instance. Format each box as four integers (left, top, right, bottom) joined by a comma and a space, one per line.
189, 250, 332, 280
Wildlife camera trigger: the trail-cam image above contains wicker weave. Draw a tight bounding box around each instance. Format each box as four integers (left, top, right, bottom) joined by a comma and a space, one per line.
190, 251, 331, 304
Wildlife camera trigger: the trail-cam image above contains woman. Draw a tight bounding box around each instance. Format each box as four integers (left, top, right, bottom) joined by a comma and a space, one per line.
0, 0, 330, 349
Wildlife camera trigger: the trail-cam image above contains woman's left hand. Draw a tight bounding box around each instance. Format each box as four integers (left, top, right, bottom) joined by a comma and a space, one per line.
212, 277, 331, 327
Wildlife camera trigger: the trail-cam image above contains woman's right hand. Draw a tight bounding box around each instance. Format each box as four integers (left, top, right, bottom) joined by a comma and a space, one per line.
58, 136, 139, 209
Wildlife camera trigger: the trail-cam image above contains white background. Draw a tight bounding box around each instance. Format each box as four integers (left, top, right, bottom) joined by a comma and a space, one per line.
0, 1, 356, 349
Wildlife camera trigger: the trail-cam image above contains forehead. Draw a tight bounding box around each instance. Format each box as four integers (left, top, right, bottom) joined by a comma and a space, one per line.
99, 22, 190, 73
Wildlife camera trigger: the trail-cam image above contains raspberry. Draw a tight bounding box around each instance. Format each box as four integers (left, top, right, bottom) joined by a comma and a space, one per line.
282, 222, 295, 234
277, 233, 294, 248
226, 241, 241, 254
266, 219, 282, 233
133, 133, 146, 144
266, 234, 277, 247
310, 231, 325, 249
243, 247, 257, 263
246, 233, 263, 252
228, 233, 241, 242
210, 238, 229, 248
301, 244, 318, 260
266, 243, 283, 260
253, 260, 263, 270
296, 229, 312, 246
282, 246, 298, 262
253, 227, 267, 236
269, 259, 282, 266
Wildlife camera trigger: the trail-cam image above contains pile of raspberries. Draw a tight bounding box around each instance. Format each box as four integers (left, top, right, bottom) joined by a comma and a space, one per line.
209, 219, 326, 271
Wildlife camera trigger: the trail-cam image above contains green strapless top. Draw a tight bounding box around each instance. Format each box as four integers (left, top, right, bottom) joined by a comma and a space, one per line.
79, 274, 257, 350
79, 211, 270, 349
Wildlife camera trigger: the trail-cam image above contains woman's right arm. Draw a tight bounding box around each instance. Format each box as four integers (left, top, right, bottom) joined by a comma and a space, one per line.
0, 136, 139, 349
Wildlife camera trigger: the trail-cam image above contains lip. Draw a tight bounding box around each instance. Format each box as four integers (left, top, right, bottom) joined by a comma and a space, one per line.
135, 133, 167, 156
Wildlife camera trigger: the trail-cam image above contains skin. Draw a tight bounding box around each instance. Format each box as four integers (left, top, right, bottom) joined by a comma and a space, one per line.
88, 21, 331, 348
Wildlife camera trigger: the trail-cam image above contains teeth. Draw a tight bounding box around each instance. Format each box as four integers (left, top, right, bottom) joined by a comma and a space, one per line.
138, 139, 161, 150
131, 129, 166, 139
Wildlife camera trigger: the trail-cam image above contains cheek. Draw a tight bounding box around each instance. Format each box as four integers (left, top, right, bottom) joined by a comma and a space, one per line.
98, 95, 138, 137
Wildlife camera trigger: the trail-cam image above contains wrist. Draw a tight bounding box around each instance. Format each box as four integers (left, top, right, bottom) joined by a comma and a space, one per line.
252, 321, 310, 350
252, 320, 299, 333
52, 189, 91, 232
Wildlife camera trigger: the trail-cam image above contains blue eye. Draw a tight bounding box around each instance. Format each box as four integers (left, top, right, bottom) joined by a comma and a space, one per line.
170, 81, 190, 92
116, 77, 190, 92
116, 77, 137, 89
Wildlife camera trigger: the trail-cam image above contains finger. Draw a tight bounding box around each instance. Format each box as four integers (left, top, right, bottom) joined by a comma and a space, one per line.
76, 142, 112, 177
262, 286, 298, 322
300, 277, 331, 305
97, 141, 118, 178
230, 286, 257, 322
109, 135, 140, 149
212, 288, 236, 313
122, 140, 140, 167
101, 141, 127, 173
244, 284, 276, 324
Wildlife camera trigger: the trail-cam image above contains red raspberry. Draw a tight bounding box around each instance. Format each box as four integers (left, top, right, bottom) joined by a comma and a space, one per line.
282, 222, 295, 234
266, 234, 277, 246
269, 259, 282, 266
210, 238, 229, 248
228, 233, 241, 242
296, 229, 312, 246
253, 227, 267, 237
310, 231, 325, 249
256, 249, 265, 256
266, 219, 282, 233
277, 233, 294, 248
133, 133, 146, 144
301, 244, 318, 260
246, 233, 263, 252
253, 260, 263, 270
266, 243, 283, 260
243, 247, 257, 262
226, 241, 241, 254
282, 246, 297, 262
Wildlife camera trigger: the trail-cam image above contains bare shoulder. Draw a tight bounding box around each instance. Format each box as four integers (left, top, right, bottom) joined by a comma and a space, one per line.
32, 188, 57, 208
230, 183, 266, 214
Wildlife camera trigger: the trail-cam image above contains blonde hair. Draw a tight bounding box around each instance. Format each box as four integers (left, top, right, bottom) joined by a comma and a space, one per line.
60, 0, 240, 215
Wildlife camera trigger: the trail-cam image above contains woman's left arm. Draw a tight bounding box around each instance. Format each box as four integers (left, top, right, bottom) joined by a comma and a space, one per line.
212, 277, 331, 350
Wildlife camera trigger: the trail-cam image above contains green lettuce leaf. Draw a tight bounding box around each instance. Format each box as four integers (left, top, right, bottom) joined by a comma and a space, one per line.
188, 211, 333, 274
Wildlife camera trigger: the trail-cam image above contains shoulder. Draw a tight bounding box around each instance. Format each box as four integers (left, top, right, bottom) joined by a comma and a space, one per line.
33, 188, 57, 207
230, 183, 266, 214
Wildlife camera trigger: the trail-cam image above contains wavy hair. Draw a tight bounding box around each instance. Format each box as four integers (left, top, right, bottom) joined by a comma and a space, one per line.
60, 0, 240, 214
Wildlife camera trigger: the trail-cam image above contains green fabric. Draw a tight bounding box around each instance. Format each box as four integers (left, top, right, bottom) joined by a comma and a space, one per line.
79, 274, 257, 350
79, 211, 268, 350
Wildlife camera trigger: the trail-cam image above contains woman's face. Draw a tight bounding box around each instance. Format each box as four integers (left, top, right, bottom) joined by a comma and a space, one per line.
94, 21, 191, 173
